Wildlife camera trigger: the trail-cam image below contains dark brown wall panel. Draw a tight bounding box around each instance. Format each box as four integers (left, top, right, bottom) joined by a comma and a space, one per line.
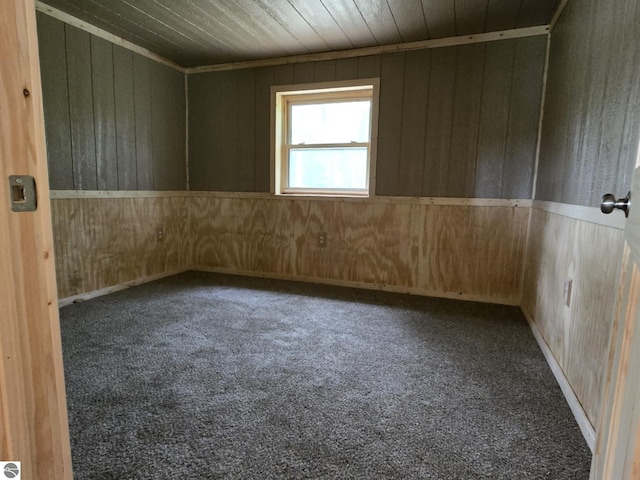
36, 12, 73, 190
475, 40, 515, 198
188, 35, 546, 197
254, 67, 275, 191
357, 55, 382, 78
113, 46, 138, 190
335, 57, 359, 80
376, 52, 406, 195
187, 72, 218, 191
536, 0, 640, 206
37, 15, 186, 191
314, 60, 336, 82
90, 35, 118, 190
65, 25, 98, 190
133, 56, 153, 190
236, 69, 257, 191
503, 35, 546, 199
423, 46, 457, 197
150, 62, 186, 190
447, 43, 485, 197
293, 62, 315, 84
398, 49, 431, 196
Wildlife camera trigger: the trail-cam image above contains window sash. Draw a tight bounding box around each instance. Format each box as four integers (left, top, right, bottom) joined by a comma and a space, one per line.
273, 80, 378, 197
287, 98, 372, 145
282, 144, 370, 194
282, 94, 372, 194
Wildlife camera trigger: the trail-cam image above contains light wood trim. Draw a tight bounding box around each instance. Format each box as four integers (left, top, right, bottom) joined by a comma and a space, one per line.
531, 35, 551, 200
187, 26, 550, 74
49, 190, 532, 207
523, 33, 552, 303
195, 267, 520, 306
185, 74, 190, 190
50, 190, 195, 198
419, 197, 531, 207
593, 249, 640, 479
533, 200, 626, 229
550, 0, 571, 31
57, 268, 191, 307
521, 305, 596, 451
35, 1, 186, 73
592, 167, 640, 478
0, 0, 72, 477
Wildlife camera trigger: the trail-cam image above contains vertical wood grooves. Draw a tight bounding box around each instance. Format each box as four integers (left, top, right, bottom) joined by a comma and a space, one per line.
37, 12, 187, 192
522, 208, 624, 430
188, 35, 546, 197
536, 0, 640, 207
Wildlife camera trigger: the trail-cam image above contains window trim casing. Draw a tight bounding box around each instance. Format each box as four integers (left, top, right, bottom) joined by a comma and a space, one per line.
271, 78, 380, 197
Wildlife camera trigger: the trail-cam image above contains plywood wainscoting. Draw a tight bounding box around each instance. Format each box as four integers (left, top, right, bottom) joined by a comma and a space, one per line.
51, 192, 192, 302
521, 202, 625, 451
51, 192, 530, 306
190, 194, 530, 305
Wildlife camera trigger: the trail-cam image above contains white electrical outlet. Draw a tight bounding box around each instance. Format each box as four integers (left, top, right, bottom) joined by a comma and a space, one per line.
563, 277, 573, 307
318, 232, 327, 247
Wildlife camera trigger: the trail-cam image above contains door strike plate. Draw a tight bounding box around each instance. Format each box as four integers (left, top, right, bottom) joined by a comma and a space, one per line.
9, 175, 37, 212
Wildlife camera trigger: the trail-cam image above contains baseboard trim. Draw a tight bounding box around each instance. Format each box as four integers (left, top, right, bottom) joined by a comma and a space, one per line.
193, 266, 520, 306
57, 268, 191, 307
57, 266, 520, 307
520, 305, 596, 452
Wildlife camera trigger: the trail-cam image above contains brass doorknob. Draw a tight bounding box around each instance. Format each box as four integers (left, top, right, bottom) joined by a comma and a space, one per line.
601, 192, 631, 217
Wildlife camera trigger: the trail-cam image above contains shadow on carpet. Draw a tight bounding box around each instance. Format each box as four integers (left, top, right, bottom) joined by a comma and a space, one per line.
59, 271, 591, 479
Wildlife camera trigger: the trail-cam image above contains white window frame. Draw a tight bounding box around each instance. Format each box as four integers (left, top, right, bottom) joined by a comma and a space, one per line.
271, 79, 380, 197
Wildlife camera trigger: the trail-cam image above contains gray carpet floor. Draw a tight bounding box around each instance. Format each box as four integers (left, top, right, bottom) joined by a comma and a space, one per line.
59, 271, 591, 479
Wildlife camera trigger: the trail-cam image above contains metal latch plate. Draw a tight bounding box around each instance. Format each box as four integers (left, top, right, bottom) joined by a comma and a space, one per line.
9, 175, 37, 212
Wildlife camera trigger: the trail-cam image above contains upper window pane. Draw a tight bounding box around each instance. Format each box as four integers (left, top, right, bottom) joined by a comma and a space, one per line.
290, 100, 371, 145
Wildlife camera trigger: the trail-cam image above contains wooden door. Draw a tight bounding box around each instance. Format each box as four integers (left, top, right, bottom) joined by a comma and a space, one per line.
0, 0, 73, 479
592, 165, 640, 479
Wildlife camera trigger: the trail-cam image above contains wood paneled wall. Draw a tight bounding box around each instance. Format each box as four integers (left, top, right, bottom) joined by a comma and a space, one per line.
522, 207, 624, 429
37, 13, 187, 191
535, 0, 640, 207
51, 196, 191, 299
188, 36, 547, 198
51, 194, 529, 305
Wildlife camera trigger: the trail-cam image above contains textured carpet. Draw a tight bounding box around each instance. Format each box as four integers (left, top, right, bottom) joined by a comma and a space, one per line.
59, 271, 591, 479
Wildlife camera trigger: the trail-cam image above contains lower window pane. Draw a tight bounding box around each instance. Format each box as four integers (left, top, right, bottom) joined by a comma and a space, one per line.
288, 148, 368, 190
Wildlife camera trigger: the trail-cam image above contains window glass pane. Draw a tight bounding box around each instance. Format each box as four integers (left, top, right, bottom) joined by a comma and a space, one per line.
288, 148, 368, 190
290, 100, 371, 145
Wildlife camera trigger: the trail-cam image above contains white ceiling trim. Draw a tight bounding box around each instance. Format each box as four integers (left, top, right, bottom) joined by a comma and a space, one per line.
187, 25, 550, 74
549, 0, 571, 31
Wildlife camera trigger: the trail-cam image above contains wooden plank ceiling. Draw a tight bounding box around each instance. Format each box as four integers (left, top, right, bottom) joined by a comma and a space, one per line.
39, 0, 560, 67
